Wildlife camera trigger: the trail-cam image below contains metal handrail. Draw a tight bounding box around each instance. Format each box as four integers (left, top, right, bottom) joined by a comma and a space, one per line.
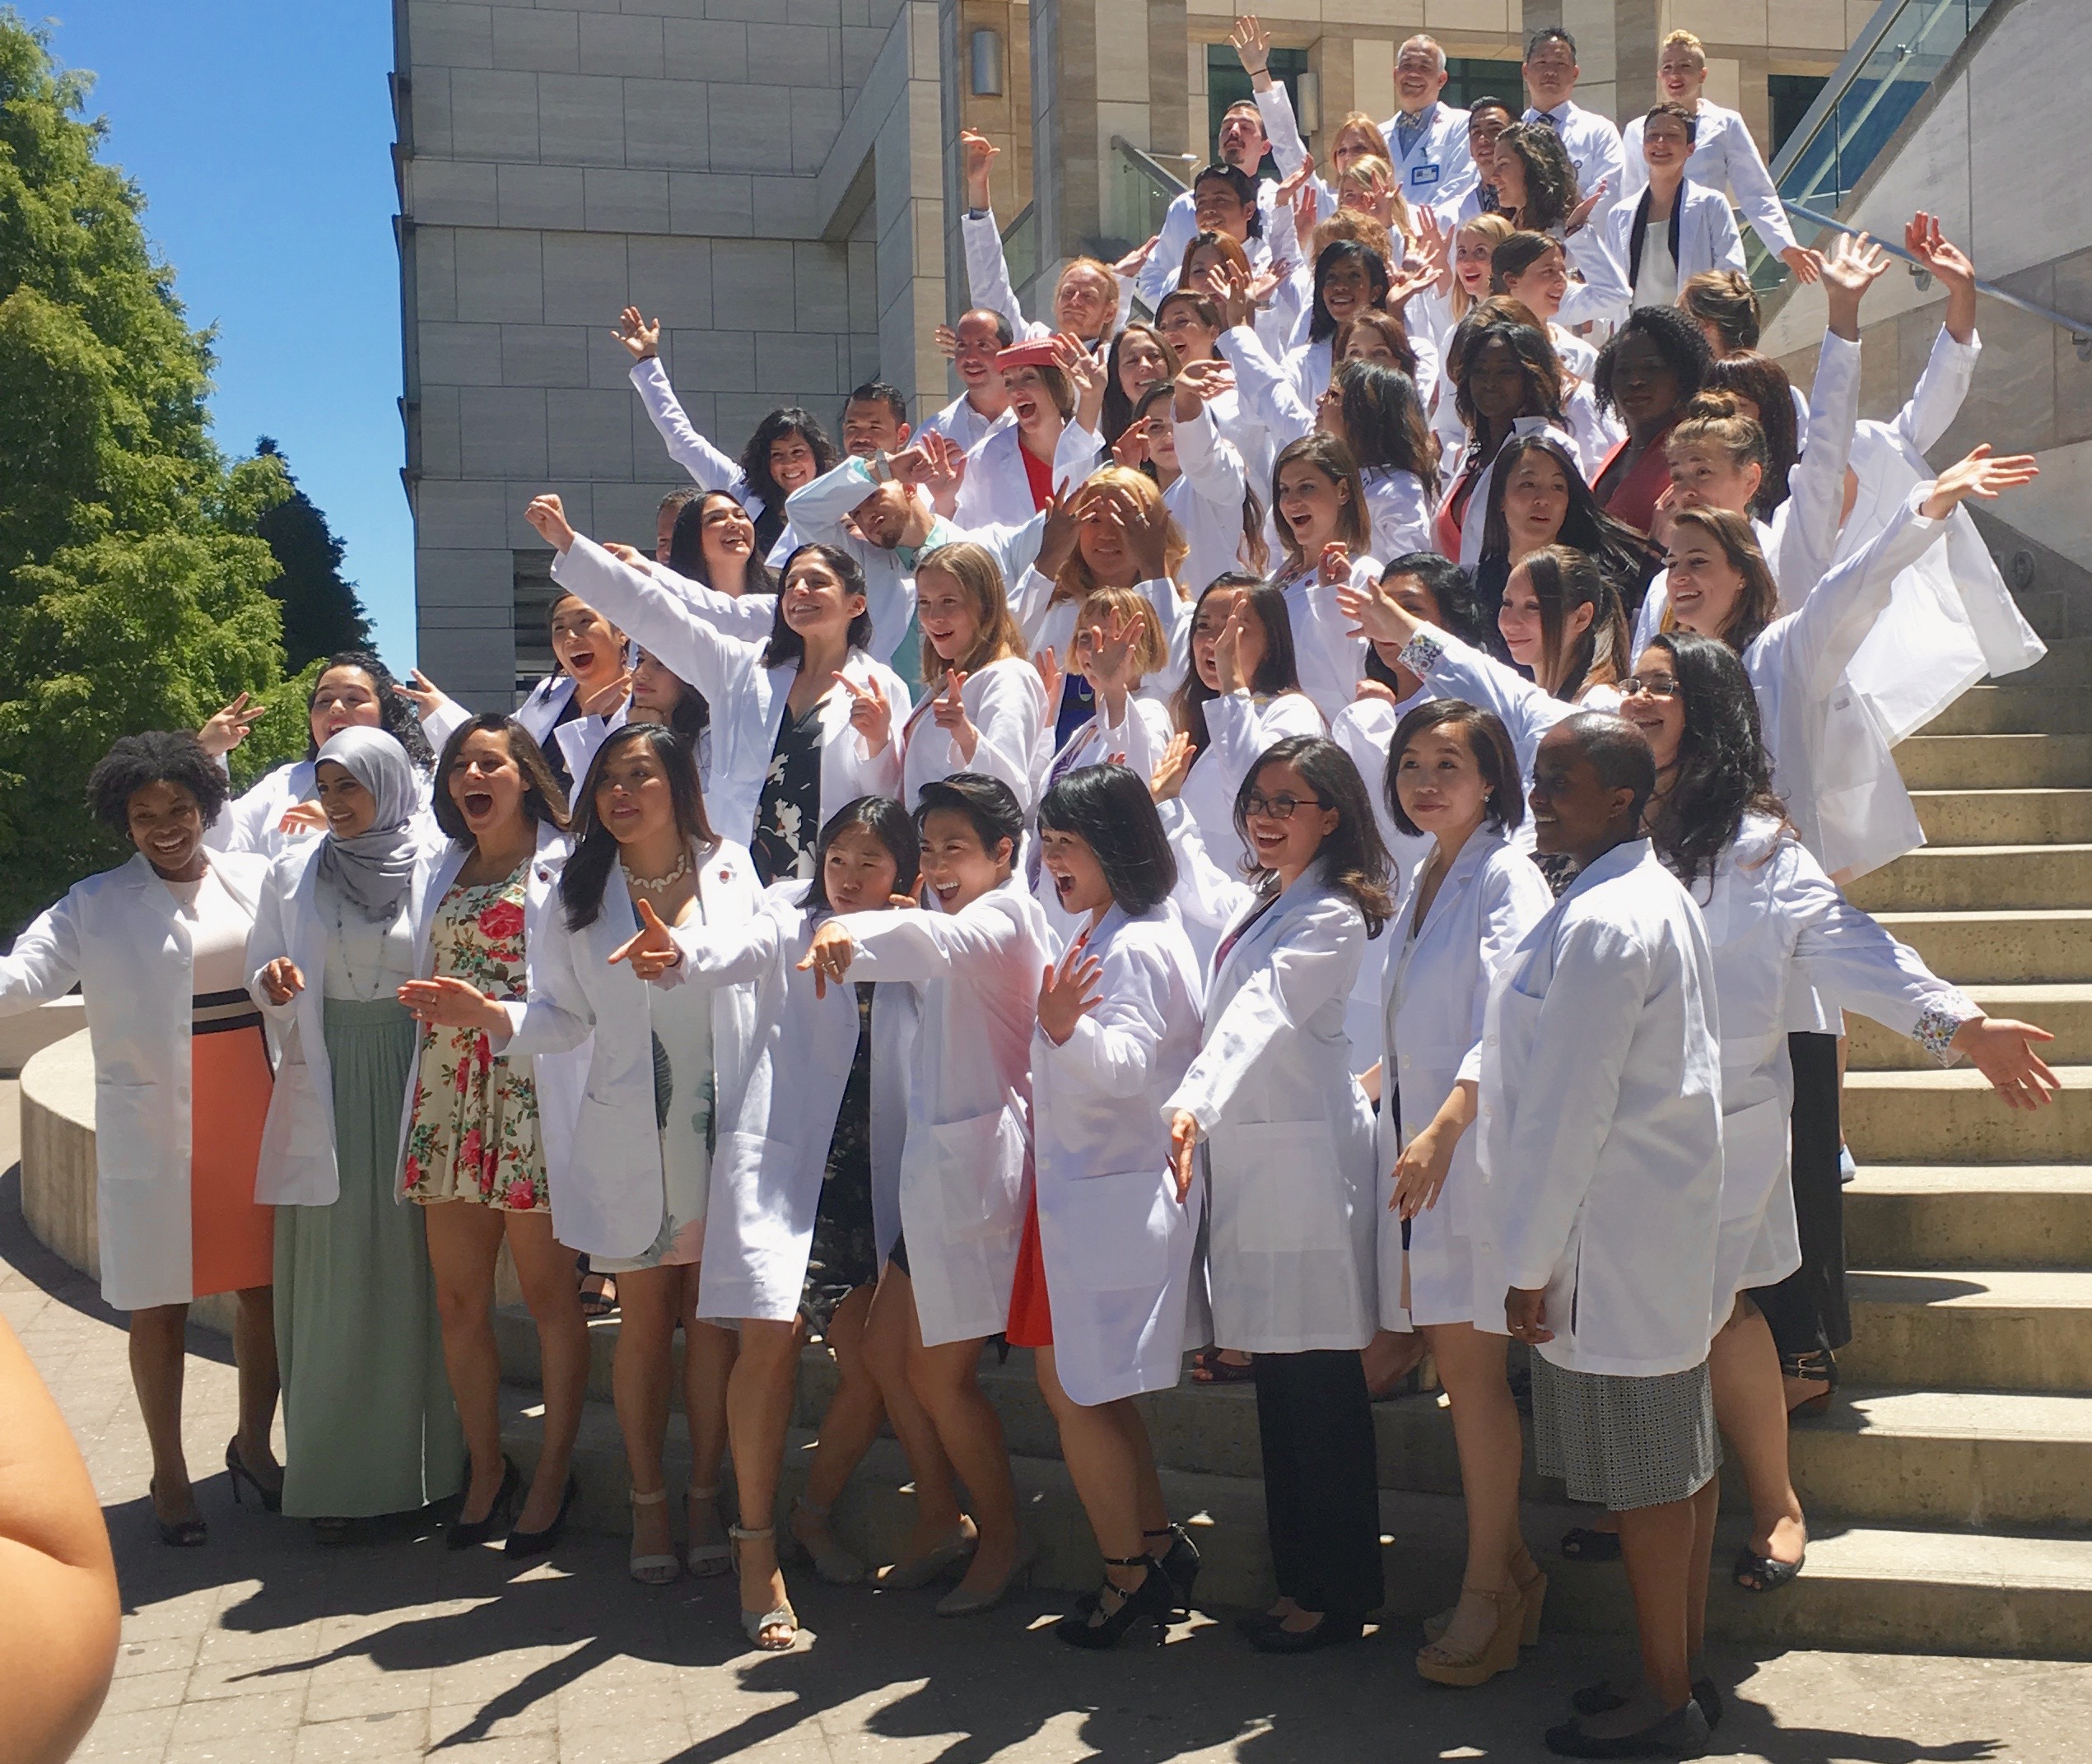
1782, 199, 2092, 359
1110, 135, 1195, 199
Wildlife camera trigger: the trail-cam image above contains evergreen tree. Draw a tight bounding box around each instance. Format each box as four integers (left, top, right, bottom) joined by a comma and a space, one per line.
0, 16, 307, 926
252, 437, 372, 667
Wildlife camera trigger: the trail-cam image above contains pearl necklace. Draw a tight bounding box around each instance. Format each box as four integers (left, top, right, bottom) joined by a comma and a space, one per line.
620, 844, 692, 896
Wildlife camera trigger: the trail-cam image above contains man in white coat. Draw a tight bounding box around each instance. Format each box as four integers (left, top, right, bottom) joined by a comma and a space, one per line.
1481, 714, 1725, 1759
1378, 35, 1479, 216
1519, 27, 1625, 230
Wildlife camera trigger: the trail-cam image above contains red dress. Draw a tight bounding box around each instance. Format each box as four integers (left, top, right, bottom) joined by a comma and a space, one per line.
1020, 440, 1056, 512
1004, 1193, 1053, 1347
1593, 422, 1678, 538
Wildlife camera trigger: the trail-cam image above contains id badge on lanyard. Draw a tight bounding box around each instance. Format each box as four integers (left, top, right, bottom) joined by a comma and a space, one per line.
1409, 163, 1441, 193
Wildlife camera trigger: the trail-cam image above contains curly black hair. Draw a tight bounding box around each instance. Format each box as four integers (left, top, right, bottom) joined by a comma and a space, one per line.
87, 730, 230, 834
738, 407, 841, 556
1492, 122, 1580, 234
1591, 304, 1712, 424
307, 651, 435, 770
1641, 631, 1787, 897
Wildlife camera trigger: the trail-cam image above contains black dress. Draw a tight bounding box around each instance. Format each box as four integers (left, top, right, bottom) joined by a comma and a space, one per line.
799, 981, 880, 1334
752, 700, 824, 886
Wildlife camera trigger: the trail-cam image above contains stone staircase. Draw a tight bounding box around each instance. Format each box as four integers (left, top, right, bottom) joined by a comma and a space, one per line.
497, 640, 2092, 1656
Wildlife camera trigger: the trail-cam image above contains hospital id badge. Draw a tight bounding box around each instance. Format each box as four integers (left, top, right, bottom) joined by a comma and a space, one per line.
1410, 164, 1441, 190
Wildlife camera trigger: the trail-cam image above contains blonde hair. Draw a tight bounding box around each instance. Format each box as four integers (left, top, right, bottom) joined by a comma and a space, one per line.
1331, 112, 1393, 167
1055, 256, 1122, 337
1452, 213, 1516, 319
1051, 467, 1190, 608
1336, 156, 1416, 241
1073, 584, 1170, 682
914, 542, 1028, 682
1661, 29, 1707, 68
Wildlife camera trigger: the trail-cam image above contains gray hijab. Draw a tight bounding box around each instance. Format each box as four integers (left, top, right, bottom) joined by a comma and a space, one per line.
314, 727, 420, 924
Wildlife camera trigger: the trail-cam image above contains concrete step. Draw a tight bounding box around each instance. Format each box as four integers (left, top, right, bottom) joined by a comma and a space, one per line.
1846, 845, 2092, 912
1842, 1064, 2092, 1163
1919, 687, 2092, 737
499, 1389, 2092, 1657
1894, 733, 2092, 791
1843, 1268, 2092, 1393
1847, 1166, 2092, 1270
2017, 638, 2092, 690
1871, 909, 2092, 983
1908, 788, 2092, 845
1846, 984, 2092, 1069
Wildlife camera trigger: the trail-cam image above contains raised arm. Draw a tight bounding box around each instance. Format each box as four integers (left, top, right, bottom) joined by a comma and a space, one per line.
959, 130, 1041, 343
616, 310, 748, 494
1559, 219, 1629, 328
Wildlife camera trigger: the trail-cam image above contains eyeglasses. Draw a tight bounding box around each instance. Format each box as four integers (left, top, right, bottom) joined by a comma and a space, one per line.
1244, 792, 1330, 821
1619, 674, 1682, 699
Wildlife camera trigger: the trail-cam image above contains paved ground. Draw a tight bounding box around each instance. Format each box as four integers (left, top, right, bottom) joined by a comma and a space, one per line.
7, 1078, 2090, 1763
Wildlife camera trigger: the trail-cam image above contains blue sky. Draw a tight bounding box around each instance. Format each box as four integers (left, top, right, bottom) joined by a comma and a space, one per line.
43, 4, 417, 663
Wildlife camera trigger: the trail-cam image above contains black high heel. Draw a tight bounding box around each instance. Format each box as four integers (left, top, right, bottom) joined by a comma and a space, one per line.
1782, 1347, 1838, 1421
149, 1480, 207, 1548
447, 1456, 520, 1551
1149, 1523, 1200, 1613
504, 1473, 577, 1559
225, 1437, 282, 1514
1055, 1557, 1173, 1650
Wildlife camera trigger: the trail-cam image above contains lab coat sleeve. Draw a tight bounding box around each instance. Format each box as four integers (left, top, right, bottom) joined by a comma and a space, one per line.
1898, 327, 1980, 458
629, 356, 746, 495
1494, 916, 1656, 1291
839, 898, 1017, 984
1447, 861, 1553, 1086
962, 663, 1047, 804
1782, 843, 1978, 1060
0, 891, 84, 1014
1780, 492, 1948, 702
1009, 566, 1057, 648
245, 854, 304, 1024
1559, 221, 1629, 328
1775, 332, 1863, 607
1137, 192, 1199, 311
1053, 421, 1104, 495
496, 910, 598, 1060
1042, 940, 1169, 1101
962, 208, 1040, 344
1583, 122, 1628, 227
552, 534, 745, 705
1172, 400, 1249, 514
1167, 892, 1363, 1134
1158, 798, 1257, 933
1720, 116, 1799, 258
668, 904, 786, 989
1254, 85, 1312, 179
1709, 193, 1746, 276
785, 454, 880, 543
420, 693, 473, 758
644, 563, 777, 643
1398, 627, 1572, 760
1216, 326, 1315, 452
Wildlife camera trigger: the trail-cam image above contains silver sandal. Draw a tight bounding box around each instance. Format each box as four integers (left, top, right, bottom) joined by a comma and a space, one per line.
729, 1524, 798, 1651
627, 1487, 679, 1585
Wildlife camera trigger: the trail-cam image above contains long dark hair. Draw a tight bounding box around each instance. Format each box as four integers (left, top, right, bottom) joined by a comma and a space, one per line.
1450, 319, 1564, 440
1515, 545, 1631, 700
1174, 575, 1302, 758
762, 543, 874, 670
1384, 700, 1524, 839
1642, 631, 1787, 896
431, 714, 570, 845
1479, 433, 1651, 598
1493, 121, 1578, 233
668, 489, 780, 594
797, 796, 920, 914
561, 724, 716, 931
1308, 240, 1392, 344
1100, 322, 1181, 449
1270, 432, 1371, 576
1232, 735, 1393, 936
738, 407, 840, 554
306, 650, 434, 770
1037, 763, 1177, 916
1328, 361, 1440, 500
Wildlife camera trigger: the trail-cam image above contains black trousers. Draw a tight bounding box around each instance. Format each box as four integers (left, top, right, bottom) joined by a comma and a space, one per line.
1250, 1349, 1383, 1618
1750, 1031, 1849, 1360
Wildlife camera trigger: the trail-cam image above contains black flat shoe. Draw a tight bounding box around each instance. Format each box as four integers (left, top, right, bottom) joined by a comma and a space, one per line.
1559, 1525, 1621, 1562
503, 1474, 577, 1559
1733, 1542, 1805, 1592
150, 1481, 207, 1548
224, 1437, 282, 1514
447, 1457, 520, 1552
1056, 1557, 1173, 1650
1545, 1699, 1711, 1758
1239, 1611, 1363, 1655
1572, 1678, 1723, 1730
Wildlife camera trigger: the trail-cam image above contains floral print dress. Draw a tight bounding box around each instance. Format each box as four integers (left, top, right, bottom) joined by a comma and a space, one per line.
752, 700, 824, 885
401, 862, 549, 1211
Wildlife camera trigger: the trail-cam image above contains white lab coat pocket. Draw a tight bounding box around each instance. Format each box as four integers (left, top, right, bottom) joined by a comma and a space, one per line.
1052, 1168, 1172, 1292
91, 1079, 158, 1181
920, 1105, 1026, 1244
1213, 1120, 1340, 1253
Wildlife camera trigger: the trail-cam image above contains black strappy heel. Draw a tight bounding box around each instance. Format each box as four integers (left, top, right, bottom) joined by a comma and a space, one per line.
225, 1437, 282, 1514
1782, 1347, 1838, 1421
1055, 1556, 1174, 1649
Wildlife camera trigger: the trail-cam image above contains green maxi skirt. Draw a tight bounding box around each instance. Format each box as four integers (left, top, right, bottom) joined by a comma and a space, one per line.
275, 995, 467, 1519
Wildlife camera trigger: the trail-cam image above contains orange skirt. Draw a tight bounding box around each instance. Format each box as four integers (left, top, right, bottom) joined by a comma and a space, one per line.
1004, 1191, 1053, 1348
189, 1024, 277, 1299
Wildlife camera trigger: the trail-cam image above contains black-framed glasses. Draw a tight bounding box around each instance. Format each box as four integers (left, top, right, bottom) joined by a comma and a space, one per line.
1244, 791, 1330, 821
1620, 674, 1682, 699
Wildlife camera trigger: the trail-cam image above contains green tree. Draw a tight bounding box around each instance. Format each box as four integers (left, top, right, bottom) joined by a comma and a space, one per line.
0, 15, 305, 926
252, 436, 373, 668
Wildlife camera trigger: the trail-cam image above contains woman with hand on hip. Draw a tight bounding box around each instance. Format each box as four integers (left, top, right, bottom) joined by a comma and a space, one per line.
0, 733, 282, 1543
398, 716, 589, 1555
403, 724, 765, 1612
1024, 765, 1206, 1648
1376, 702, 1554, 1685
249, 728, 466, 1535
1164, 736, 1392, 1652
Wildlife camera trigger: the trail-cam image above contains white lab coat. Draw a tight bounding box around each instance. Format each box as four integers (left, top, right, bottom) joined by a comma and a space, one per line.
627, 356, 771, 529
1839, 327, 2045, 742
1362, 468, 1434, 563
953, 421, 1104, 533
1521, 102, 1627, 229
550, 535, 910, 855
1031, 905, 1205, 1404
1687, 815, 1976, 1320
392, 825, 588, 1206
964, 209, 1121, 345
1032, 696, 1176, 943
1009, 571, 1187, 715
1164, 868, 1379, 1353
1621, 101, 1797, 258
1174, 688, 1326, 898
1167, 400, 1257, 598
1274, 556, 1377, 724
900, 654, 1047, 811
500, 842, 764, 1260
1600, 181, 1745, 310
1478, 840, 1724, 1375
1452, 417, 1579, 570
840, 877, 1051, 1347
669, 882, 915, 1321
1379, 833, 1553, 1331
0, 850, 271, 1309
1376, 102, 1479, 212
916, 393, 1013, 457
